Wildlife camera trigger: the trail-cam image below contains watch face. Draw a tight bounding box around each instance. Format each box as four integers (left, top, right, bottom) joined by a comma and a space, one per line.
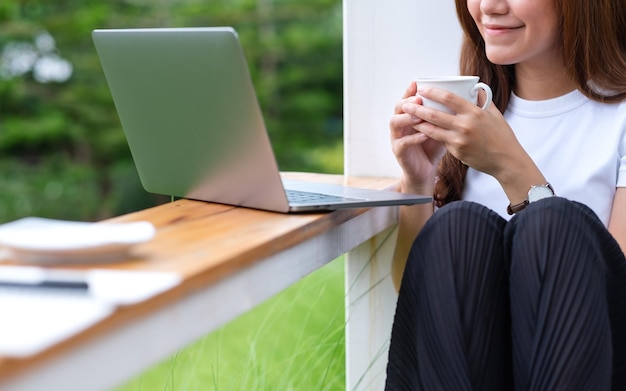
528, 185, 554, 203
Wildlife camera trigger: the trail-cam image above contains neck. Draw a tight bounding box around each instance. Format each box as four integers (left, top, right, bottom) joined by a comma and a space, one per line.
514, 59, 577, 100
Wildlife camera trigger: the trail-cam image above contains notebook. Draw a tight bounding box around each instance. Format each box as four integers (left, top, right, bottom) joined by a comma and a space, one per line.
92, 27, 431, 212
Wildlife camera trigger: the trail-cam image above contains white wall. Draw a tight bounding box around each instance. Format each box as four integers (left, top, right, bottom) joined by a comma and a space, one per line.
344, 0, 462, 177
343, 1, 462, 389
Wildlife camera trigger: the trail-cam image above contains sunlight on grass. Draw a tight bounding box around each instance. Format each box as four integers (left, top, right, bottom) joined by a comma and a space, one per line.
116, 257, 346, 391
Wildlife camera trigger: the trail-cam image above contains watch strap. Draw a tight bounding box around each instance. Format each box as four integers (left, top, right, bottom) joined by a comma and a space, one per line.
506, 183, 554, 215
507, 199, 529, 215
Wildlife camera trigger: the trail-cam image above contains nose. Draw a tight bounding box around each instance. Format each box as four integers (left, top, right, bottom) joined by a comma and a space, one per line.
479, 0, 509, 14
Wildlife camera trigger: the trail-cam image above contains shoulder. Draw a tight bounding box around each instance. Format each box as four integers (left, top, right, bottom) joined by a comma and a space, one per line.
579, 95, 626, 130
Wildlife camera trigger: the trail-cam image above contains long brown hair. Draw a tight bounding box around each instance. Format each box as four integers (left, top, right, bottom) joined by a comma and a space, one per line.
434, 0, 626, 207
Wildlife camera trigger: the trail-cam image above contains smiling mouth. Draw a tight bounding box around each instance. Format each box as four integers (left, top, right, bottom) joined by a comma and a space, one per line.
483, 24, 524, 34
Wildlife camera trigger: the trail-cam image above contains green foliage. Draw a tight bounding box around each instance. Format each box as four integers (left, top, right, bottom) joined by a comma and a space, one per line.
0, 0, 343, 223
0, 157, 101, 220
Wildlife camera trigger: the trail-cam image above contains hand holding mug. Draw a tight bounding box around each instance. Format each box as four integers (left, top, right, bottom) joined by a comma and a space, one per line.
415, 76, 492, 114
405, 76, 522, 176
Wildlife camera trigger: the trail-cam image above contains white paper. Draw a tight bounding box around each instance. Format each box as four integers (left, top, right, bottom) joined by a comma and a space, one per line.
0, 288, 114, 357
87, 269, 181, 305
0, 266, 181, 357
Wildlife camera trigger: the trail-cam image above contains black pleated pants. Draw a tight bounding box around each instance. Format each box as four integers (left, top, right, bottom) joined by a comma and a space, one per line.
385, 197, 626, 390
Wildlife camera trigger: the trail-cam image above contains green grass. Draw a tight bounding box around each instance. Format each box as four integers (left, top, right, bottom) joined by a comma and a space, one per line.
116, 257, 346, 391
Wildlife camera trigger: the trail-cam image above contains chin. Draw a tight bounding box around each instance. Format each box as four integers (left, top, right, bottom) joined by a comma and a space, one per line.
485, 53, 516, 66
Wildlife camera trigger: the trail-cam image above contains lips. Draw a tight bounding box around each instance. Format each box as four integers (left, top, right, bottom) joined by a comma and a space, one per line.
482, 23, 524, 35
483, 23, 524, 33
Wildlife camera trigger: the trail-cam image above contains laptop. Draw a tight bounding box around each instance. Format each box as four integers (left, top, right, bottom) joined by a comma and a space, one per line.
92, 27, 431, 213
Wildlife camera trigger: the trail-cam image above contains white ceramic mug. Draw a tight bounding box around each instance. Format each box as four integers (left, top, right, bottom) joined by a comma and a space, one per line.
415, 76, 493, 114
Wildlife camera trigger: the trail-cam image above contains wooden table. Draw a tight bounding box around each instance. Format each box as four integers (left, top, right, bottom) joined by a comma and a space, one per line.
0, 172, 405, 391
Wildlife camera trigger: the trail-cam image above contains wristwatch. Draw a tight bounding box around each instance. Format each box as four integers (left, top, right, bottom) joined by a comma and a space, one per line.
507, 183, 555, 215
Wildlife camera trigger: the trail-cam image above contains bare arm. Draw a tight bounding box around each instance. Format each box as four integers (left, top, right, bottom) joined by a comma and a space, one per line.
388, 82, 445, 291
608, 187, 626, 254
391, 182, 435, 291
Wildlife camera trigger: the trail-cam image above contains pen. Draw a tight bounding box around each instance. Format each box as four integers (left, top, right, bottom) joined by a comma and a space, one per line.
0, 266, 89, 290
0, 280, 89, 290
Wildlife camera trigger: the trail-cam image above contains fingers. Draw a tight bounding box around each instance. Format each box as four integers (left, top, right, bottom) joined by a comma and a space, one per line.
390, 111, 424, 140
411, 120, 443, 141
391, 83, 425, 138
393, 131, 430, 148
394, 96, 420, 115
400, 102, 454, 145
417, 85, 485, 116
403, 86, 479, 131
401, 100, 449, 132
402, 80, 417, 99
391, 132, 431, 164
394, 82, 419, 114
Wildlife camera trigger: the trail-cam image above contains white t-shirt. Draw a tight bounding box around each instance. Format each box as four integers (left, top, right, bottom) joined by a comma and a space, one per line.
463, 89, 626, 227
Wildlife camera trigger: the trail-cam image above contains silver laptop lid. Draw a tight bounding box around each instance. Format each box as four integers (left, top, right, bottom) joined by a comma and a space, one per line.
92, 27, 292, 212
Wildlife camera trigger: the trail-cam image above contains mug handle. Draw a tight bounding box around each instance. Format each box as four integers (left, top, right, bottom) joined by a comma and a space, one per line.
472, 82, 493, 110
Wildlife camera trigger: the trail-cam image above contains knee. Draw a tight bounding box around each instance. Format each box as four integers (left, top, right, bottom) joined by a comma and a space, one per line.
505, 197, 610, 275
428, 200, 506, 235
406, 201, 506, 275
508, 197, 604, 236
411, 201, 502, 255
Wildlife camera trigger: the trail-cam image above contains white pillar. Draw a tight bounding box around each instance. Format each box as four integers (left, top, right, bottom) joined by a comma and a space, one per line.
343, 1, 462, 389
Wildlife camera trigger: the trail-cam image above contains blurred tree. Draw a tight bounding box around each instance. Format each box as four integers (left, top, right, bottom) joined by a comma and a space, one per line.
0, 0, 343, 223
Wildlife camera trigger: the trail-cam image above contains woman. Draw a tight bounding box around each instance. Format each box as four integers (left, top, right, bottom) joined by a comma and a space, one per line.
385, 0, 626, 389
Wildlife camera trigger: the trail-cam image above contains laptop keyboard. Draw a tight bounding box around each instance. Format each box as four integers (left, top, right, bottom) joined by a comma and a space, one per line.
285, 189, 364, 205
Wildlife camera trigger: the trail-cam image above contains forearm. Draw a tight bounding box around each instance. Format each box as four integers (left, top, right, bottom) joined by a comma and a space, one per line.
391, 179, 435, 291
608, 188, 626, 255
496, 161, 547, 208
